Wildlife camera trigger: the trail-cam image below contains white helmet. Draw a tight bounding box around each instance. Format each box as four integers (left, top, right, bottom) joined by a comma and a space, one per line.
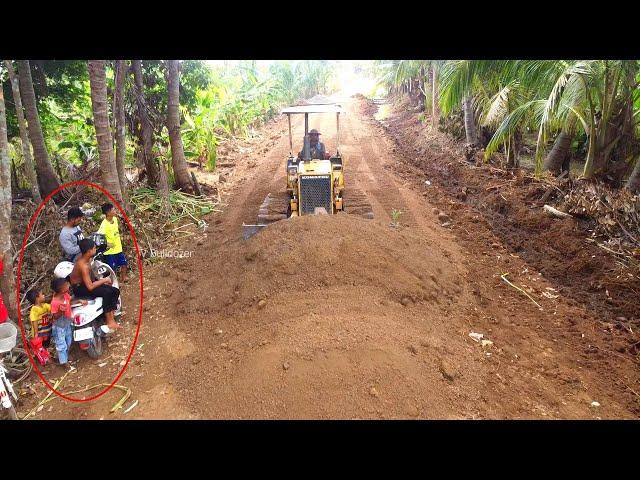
53, 261, 74, 279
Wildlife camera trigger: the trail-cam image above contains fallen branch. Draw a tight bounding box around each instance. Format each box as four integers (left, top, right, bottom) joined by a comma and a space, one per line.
617, 219, 639, 245
543, 204, 573, 219
20, 272, 48, 306
61, 184, 89, 210
20, 382, 132, 419
123, 399, 139, 414
593, 241, 628, 257
500, 273, 543, 310
21, 370, 73, 419
625, 384, 640, 400
12, 231, 47, 264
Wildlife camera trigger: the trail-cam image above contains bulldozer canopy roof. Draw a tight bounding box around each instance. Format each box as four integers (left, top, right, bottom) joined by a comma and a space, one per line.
281, 104, 346, 114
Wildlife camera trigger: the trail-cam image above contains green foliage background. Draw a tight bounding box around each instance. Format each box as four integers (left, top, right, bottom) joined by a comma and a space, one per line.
2, 60, 338, 187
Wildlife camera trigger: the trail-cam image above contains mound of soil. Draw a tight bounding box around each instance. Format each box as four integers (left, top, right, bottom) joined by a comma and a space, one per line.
169, 214, 462, 319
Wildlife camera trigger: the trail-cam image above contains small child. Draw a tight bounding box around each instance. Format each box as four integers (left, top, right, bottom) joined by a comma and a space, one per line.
27, 288, 52, 348
98, 202, 128, 279
50, 278, 86, 366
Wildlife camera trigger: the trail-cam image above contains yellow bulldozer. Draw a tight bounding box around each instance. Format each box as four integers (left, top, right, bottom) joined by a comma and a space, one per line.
243, 102, 373, 239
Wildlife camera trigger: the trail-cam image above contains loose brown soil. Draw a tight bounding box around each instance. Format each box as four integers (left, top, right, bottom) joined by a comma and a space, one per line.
19, 95, 640, 420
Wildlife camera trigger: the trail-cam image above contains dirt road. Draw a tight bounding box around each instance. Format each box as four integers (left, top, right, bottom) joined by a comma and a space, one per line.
27, 96, 639, 419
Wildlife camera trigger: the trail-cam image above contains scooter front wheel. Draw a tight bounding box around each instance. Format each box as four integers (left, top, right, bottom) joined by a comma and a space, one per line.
86, 335, 103, 359
5, 405, 18, 420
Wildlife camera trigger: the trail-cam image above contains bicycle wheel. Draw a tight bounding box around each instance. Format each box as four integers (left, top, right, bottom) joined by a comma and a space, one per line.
5, 348, 32, 384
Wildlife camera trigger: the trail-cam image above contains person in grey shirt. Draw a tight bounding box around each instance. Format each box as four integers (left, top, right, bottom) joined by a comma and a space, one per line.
297, 129, 330, 160
59, 207, 85, 262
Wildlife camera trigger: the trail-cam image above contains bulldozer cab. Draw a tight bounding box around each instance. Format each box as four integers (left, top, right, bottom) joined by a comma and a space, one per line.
281, 103, 345, 162
243, 101, 371, 239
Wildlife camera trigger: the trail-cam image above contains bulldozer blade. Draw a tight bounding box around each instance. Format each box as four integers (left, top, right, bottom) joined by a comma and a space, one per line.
246, 187, 373, 238
244, 191, 291, 239
242, 223, 267, 240
257, 213, 288, 222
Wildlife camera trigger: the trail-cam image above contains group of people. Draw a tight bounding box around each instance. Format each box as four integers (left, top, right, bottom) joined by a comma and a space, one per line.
25, 202, 127, 367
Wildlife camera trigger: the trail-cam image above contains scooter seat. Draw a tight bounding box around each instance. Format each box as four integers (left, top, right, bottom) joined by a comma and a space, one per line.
71, 297, 103, 311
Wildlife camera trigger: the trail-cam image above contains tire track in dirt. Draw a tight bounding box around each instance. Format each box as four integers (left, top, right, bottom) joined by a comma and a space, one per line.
343, 103, 417, 227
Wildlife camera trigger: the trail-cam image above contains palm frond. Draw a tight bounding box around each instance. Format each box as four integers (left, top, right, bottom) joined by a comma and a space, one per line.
481, 82, 518, 127
484, 100, 546, 160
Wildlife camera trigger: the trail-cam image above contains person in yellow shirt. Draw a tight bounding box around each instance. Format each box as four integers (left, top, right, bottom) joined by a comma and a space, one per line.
97, 203, 128, 278
27, 288, 52, 347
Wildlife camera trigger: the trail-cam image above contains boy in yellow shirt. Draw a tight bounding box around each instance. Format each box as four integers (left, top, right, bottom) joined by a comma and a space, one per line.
97, 202, 128, 278
26, 288, 52, 347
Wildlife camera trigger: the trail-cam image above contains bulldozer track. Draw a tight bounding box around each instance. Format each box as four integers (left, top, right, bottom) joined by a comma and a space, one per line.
343, 188, 374, 219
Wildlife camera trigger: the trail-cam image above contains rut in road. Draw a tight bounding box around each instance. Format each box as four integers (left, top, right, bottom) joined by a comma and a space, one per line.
133, 96, 638, 419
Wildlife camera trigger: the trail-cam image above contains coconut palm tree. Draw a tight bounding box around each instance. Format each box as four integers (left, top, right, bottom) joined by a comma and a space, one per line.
16, 60, 60, 198
543, 129, 574, 173
627, 155, 640, 192
375, 60, 444, 128
165, 60, 193, 192
482, 60, 639, 178
0, 87, 17, 319
4, 60, 41, 203
88, 60, 124, 204
430, 61, 443, 130
438, 60, 494, 147
113, 60, 128, 196
131, 60, 159, 187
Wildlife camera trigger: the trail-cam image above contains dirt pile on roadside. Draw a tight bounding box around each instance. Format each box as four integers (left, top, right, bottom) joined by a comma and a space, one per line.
370, 97, 640, 326
353, 93, 379, 117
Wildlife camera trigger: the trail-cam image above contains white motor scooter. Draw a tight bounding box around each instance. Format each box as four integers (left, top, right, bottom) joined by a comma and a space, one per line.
53, 233, 122, 359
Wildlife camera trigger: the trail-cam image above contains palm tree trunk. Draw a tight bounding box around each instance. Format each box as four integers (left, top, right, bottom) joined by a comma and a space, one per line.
17, 60, 60, 198
165, 60, 192, 192
132, 60, 158, 187
0, 88, 17, 320
626, 155, 640, 193
158, 159, 170, 207
505, 135, 518, 168
53, 154, 64, 182
4, 61, 41, 204
543, 131, 573, 174
114, 60, 128, 197
88, 60, 124, 204
463, 96, 477, 146
10, 157, 18, 191
431, 64, 439, 131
